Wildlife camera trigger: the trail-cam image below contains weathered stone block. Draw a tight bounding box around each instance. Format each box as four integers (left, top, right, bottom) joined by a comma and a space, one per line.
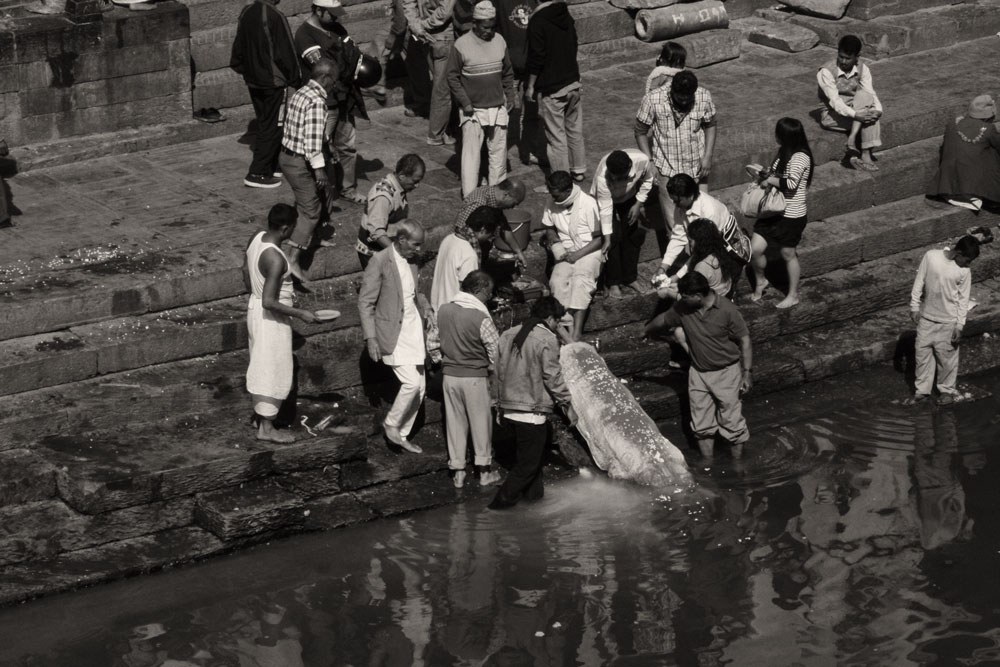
673, 28, 741, 67
0, 332, 98, 397
193, 67, 250, 110
100, 1, 190, 48
732, 16, 819, 52
0, 526, 225, 607
18, 43, 174, 90
0, 498, 194, 566
723, 0, 776, 18
20, 68, 191, 116
778, 0, 850, 19
190, 25, 238, 74
636, 0, 728, 42
0, 65, 17, 93
303, 492, 374, 530
0, 449, 57, 508
847, 0, 969, 20
19, 93, 192, 143
282, 467, 343, 498
270, 430, 368, 472
570, 1, 635, 45
11, 18, 104, 64
195, 479, 305, 540
353, 470, 455, 517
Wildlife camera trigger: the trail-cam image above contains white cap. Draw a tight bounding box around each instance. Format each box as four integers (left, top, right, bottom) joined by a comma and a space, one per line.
312, 0, 342, 8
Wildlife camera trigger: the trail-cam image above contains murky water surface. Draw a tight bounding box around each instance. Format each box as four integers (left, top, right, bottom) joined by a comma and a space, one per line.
4, 376, 1000, 666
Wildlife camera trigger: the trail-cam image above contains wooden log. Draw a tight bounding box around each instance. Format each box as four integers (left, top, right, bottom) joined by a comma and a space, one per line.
635, 0, 728, 42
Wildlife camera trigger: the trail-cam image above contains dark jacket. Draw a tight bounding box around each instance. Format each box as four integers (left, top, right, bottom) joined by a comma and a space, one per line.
497, 323, 572, 414
525, 1, 579, 96
294, 20, 368, 120
230, 0, 301, 89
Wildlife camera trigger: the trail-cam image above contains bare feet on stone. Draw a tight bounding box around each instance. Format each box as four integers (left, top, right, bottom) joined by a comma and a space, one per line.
257, 422, 295, 444
775, 295, 799, 309
607, 285, 623, 299
398, 437, 422, 454
750, 278, 769, 303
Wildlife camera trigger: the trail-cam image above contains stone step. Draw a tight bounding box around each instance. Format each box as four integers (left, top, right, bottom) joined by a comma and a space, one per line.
0, 131, 949, 350
730, 17, 820, 52
758, 1, 1000, 58
1, 189, 993, 398
845, 0, 973, 20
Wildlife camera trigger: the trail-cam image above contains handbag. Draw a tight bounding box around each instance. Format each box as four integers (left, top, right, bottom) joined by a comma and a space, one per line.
718, 210, 752, 265
739, 163, 786, 219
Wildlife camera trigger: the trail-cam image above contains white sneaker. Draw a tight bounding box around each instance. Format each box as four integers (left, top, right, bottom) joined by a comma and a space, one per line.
479, 470, 502, 486
453, 470, 467, 488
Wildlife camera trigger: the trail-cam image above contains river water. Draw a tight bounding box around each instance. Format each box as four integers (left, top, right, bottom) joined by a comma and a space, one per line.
3, 373, 1000, 667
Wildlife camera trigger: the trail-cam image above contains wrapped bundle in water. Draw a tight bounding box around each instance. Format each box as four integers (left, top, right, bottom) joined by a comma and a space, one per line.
560, 342, 694, 490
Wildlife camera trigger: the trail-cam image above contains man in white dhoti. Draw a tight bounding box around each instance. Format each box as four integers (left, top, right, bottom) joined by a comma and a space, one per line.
243, 203, 321, 443
358, 220, 433, 453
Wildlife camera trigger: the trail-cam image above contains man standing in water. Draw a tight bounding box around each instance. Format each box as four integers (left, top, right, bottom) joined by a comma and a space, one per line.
645, 271, 752, 460
909, 236, 980, 405
243, 204, 321, 443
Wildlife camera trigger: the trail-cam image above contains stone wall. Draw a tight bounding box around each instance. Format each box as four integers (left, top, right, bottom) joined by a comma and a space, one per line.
0, 2, 192, 145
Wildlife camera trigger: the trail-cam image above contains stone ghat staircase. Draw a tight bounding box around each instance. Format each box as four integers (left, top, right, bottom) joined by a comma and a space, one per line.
3, 27, 1000, 605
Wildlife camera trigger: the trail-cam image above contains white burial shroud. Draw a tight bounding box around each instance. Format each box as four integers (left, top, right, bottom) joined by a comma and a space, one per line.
560, 342, 695, 490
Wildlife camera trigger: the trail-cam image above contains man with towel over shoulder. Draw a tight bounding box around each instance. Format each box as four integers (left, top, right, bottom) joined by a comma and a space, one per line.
243, 203, 323, 443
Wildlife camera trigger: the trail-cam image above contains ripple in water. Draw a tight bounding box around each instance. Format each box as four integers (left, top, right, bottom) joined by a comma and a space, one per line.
3, 382, 1000, 666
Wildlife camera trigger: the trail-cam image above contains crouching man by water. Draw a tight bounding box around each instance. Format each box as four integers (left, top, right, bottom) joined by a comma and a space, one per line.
645, 272, 752, 460
243, 204, 322, 443
489, 296, 577, 509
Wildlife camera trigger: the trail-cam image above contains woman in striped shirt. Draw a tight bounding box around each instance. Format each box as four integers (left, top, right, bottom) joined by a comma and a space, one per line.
750, 117, 814, 309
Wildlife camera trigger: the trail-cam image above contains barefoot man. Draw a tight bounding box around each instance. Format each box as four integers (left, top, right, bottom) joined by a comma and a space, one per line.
243, 203, 321, 443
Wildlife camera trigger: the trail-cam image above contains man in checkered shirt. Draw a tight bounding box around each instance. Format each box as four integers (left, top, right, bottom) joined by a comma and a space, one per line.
634, 70, 717, 236
278, 59, 338, 282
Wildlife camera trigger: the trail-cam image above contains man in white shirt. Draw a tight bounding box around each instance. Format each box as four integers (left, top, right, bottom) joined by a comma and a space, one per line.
817, 34, 883, 171
654, 173, 738, 285
542, 170, 605, 342
430, 206, 503, 311
591, 149, 655, 298
909, 236, 980, 405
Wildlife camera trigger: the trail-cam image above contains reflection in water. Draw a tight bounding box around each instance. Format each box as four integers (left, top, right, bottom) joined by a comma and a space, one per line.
3, 389, 1000, 667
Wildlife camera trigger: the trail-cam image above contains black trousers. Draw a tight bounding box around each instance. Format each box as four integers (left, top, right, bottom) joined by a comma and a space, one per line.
604, 196, 647, 287
248, 86, 285, 178
493, 419, 548, 506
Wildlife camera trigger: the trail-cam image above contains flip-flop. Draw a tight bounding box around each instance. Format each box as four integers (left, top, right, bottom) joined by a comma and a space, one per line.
849, 156, 878, 172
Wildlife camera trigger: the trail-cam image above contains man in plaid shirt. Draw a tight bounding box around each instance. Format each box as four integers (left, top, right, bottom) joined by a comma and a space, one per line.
634, 70, 716, 235
279, 59, 338, 281
454, 179, 528, 268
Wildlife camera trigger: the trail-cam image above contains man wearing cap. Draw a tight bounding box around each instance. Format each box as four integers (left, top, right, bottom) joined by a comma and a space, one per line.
279, 60, 339, 281
295, 0, 369, 206
928, 94, 1000, 211
231, 0, 301, 190
446, 0, 516, 198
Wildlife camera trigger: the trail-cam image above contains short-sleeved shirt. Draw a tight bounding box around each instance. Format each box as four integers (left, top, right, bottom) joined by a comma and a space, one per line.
635, 85, 716, 178
661, 295, 748, 372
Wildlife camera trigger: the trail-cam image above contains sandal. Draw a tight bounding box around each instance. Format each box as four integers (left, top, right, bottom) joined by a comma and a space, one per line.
849, 156, 879, 172
340, 190, 367, 205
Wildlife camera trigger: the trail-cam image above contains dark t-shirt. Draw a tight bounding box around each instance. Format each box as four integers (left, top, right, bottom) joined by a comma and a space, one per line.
661, 295, 749, 372
294, 21, 366, 117
494, 0, 537, 76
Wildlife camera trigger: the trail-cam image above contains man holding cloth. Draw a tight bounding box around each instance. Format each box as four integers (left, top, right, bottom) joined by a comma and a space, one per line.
446, 0, 516, 198
437, 270, 503, 488
359, 221, 434, 453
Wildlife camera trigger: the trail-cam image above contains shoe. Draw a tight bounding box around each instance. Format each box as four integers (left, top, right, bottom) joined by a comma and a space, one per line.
570, 172, 586, 183
426, 135, 456, 146
398, 437, 423, 454
849, 156, 879, 172
903, 393, 930, 406
404, 108, 420, 117
244, 174, 282, 189
272, 171, 283, 179
479, 470, 502, 486
383, 421, 403, 446
453, 470, 467, 488
937, 393, 955, 406
194, 107, 224, 123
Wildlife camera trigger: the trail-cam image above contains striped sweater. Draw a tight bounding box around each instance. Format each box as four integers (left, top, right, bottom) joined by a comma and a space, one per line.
771, 152, 811, 219
445, 32, 515, 110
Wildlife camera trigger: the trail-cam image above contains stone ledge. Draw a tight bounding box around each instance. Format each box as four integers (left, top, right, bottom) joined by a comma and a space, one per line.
195, 478, 306, 540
